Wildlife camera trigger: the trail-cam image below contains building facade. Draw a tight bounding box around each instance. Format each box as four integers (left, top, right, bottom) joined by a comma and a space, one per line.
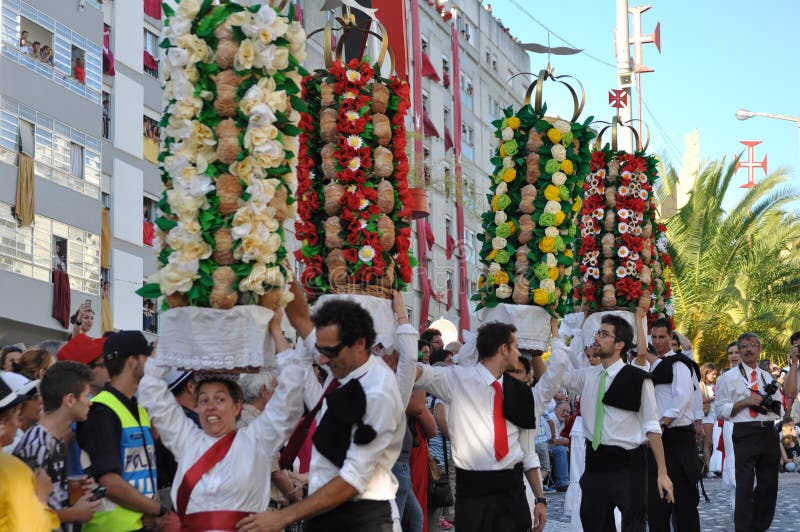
0, 0, 161, 345
0, 0, 529, 346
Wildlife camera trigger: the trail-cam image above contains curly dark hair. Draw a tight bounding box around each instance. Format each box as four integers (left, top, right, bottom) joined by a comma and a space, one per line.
476, 321, 517, 360
420, 328, 442, 344
195, 378, 244, 405
312, 300, 376, 351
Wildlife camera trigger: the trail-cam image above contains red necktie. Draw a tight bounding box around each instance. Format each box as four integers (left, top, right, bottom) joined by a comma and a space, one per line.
279, 378, 340, 469
491, 381, 509, 461
749, 370, 758, 418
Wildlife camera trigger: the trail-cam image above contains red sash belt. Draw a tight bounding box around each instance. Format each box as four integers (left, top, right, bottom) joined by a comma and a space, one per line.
176, 430, 238, 519
180, 510, 252, 531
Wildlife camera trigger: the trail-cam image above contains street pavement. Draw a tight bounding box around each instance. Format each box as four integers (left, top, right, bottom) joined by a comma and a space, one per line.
537, 472, 800, 531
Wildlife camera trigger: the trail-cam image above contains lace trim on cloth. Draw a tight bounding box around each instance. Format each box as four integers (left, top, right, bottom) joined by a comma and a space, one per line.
484, 304, 551, 351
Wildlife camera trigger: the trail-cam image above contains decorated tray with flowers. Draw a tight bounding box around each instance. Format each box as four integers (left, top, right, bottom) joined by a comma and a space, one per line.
294, 57, 415, 301
474, 102, 594, 319
136, 0, 307, 370
572, 146, 671, 319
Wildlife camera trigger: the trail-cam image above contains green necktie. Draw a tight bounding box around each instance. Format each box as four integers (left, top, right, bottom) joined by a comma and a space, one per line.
592, 368, 608, 451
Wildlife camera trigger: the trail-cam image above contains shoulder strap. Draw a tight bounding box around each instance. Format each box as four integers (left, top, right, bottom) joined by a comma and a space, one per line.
176, 430, 238, 518
92, 391, 138, 427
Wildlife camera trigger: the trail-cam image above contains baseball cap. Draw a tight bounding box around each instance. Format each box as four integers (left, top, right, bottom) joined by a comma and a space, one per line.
166, 369, 194, 392
103, 331, 153, 362
58, 334, 107, 365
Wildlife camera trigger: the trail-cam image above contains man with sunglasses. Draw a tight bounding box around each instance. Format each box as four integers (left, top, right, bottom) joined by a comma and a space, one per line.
240, 290, 415, 532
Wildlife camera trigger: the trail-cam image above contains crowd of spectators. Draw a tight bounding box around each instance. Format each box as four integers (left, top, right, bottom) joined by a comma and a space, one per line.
18, 30, 54, 65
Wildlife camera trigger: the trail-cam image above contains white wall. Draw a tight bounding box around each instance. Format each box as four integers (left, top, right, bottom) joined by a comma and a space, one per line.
111, 249, 143, 331
112, 159, 143, 246
113, 73, 144, 157
112, 0, 144, 73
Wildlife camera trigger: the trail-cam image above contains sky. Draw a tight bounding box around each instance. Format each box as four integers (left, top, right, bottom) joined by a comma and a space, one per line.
483, 0, 799, 208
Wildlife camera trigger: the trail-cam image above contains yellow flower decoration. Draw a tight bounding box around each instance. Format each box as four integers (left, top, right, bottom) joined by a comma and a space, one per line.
565, 249, 574, 258
561, 159, 575, 175
477, 275, 486, 289
506, 220, 518, 237
572, 197, 582, 212
539, 236, 556, 253
491, 195, 500, 211
499, 144, 507, 158
547, 267, 559, 281
533, 288, 550, 306
507, 116, 521, 130
494, 271, 510, 285
543, 184, 561, 201
554, 211, 566, 226
547, 128, 562, 144
487, 249, 498, 261
502, 167, 517, 182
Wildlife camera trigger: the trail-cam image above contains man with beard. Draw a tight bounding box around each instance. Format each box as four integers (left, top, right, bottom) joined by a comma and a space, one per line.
77, 331, 165, 531
716, 332, 784, 532
563, 314, 673, 532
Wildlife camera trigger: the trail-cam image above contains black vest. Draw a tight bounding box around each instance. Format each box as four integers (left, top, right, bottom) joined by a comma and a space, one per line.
312, 379, 377, 467
650, 353, 700, 386
502, 375, 536, 429
603, 364, 653, 412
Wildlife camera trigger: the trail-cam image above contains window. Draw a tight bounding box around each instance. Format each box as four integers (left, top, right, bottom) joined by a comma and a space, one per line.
422, 91, 429, 114
143, 115, 160, 163
143, 197, 156, 247
421, 37, 428, 54
144, 29, 159, 77
423, 145, 432, 186
443, 107, 450, 129
492, 54, 498, 72
460, 74, 473, 111
143, 298, 158, 333
0, 96, 101, 198
442, 56, 450, 89
0, 3, 102, 103
71, 45, 86, 85
445, 217, 452, 238
444, 164, 452, 197
102, 91, 110, 139
464, 228, 476, 263
0, 202, 101, 294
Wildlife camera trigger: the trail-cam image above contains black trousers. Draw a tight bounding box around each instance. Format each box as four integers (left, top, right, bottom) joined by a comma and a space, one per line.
455, 464, 531, 532
732, 422, 780, 532
579, 442, 647, 532
305, 500, 393, 532
647, 425, 701, 532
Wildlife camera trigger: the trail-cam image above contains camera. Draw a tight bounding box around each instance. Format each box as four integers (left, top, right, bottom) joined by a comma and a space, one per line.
755, 380, 782, 416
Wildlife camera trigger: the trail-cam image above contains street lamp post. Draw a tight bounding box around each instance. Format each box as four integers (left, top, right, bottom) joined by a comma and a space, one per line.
736, 109, 800, 160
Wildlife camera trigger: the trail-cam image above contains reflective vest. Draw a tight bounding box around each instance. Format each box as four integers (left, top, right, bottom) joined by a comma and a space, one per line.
84, 390, 157, 532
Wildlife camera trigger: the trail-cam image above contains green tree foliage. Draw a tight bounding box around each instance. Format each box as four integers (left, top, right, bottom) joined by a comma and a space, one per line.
660, 158, 800, 367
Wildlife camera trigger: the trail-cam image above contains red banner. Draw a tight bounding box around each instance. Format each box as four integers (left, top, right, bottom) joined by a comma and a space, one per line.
374, 0, 409, 81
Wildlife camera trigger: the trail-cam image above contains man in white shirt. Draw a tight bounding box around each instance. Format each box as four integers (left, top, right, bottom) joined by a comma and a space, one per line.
563, 312, 673, 532
642, 318, 702, 532
783, 331, 799, 412
238, 298, 406, 532
413, 319, 569, 532
715, 332, 784, 532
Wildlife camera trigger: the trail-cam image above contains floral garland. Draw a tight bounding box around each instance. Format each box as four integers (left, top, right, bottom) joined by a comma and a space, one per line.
294, 58, 414, 299
572, 147, 670, 317
652, 222, 675, 318
474, 104, 594, 317
137, 0, 307, 309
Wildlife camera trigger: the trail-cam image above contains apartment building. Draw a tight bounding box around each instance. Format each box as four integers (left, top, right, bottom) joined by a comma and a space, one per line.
0, 0, 161, 345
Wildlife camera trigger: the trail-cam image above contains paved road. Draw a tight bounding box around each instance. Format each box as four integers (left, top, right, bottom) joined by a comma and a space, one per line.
430, 472, 800, 531
536, 472, 800, 531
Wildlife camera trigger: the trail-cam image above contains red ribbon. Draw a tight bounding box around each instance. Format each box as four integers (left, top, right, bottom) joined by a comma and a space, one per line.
176, 430, 238, 518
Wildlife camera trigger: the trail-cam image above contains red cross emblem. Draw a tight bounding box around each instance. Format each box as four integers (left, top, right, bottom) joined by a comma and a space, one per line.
609, 89, 628, 109
736, 140, 768, 189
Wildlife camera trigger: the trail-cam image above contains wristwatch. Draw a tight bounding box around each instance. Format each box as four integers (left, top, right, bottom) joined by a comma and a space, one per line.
535, 497, 547, 506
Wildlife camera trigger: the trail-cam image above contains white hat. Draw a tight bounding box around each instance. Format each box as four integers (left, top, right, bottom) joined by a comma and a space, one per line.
1, 371, 40, 398
166, 369, 194, 392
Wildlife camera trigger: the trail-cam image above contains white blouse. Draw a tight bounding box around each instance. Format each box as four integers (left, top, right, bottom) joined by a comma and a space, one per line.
139, 348, 308, 516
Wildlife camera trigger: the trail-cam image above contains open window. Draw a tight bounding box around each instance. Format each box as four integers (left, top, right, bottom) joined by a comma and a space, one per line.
143, 115, 159, 163
17, 17, 55, 67
144, 29, 159, 77
102, 91, 110, 139
143, 197, 156, 246
69, 142, 84, 178
71, 46, 86, 84
53, 236, 67, 272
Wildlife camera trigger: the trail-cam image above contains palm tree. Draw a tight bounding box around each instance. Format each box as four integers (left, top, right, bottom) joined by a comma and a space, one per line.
659, 157, 800, 367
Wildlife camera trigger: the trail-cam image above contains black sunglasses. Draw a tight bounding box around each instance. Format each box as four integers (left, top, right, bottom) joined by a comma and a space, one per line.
315, 342, 346, 359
